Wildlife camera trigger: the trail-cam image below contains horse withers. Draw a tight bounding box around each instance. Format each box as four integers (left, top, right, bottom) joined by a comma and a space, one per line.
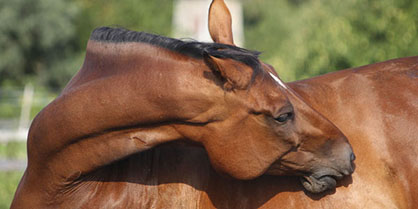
11, 14, 354, 209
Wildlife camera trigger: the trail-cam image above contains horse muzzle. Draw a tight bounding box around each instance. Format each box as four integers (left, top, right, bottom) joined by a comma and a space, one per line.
300, 152, 356, 193
300, 171, 342, 193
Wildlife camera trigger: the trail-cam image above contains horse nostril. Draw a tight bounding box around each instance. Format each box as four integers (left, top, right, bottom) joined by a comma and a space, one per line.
350, 152, 356, 162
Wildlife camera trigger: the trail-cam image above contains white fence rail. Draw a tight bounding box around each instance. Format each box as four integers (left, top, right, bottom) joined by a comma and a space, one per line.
0, 84, 55, 142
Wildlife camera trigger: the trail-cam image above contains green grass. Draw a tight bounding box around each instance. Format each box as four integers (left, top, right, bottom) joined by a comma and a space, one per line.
0, 142, 27, 160
0, 171, 24, 209
0, 103, 21, 119
0, 142, 27, 208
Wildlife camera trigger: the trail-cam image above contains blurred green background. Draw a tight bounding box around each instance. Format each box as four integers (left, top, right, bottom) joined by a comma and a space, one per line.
0, 0, 417, 208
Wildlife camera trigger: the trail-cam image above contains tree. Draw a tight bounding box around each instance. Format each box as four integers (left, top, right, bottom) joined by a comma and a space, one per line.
73, 0, 173, 54
243, 0, 418, 81
0, 0, 79, 89
0, 0, 173, 90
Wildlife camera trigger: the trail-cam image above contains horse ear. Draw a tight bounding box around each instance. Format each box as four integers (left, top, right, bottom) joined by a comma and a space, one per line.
208, 0, 235, 45
204, 53, 252, 90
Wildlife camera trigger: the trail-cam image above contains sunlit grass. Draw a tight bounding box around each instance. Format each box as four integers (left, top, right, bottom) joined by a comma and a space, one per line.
0, 141, 26, 208
0, 171, 24, 209
0, 142, 27, 159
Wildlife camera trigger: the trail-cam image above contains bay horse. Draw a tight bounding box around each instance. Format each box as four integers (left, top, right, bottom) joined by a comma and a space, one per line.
11, 2, 356, 208
11, 0, 417, 209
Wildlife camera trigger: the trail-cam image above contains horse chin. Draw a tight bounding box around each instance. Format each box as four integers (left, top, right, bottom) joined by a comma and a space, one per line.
299, 175, 340, 193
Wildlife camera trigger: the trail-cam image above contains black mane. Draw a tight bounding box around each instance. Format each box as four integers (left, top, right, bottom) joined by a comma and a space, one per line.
90, 27, 262, 74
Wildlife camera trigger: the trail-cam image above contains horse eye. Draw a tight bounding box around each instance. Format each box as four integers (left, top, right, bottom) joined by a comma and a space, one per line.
275, 112, 293, 123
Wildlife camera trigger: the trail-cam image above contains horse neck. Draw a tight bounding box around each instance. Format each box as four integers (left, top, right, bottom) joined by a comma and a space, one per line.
66, 41, 196, 90
27, 41, 220, 180
55, 41, 217, 137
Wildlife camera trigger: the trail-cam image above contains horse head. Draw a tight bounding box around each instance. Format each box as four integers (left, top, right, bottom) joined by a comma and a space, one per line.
195, 0, 356, 193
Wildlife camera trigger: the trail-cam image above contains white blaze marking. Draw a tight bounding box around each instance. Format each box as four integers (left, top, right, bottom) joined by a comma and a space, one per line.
269, 72, 288, 89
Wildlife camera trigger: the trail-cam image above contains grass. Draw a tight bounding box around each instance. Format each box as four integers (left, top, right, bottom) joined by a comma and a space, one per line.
0, 141, 27, 160
0, 171, 24, 209
0, 141, 26, 208
0, 88, 53, 208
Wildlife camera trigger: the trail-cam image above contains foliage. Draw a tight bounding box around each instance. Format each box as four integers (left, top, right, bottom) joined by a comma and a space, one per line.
73, 0, 173, 51
0, 0, 79, 89
0, 0, 173, 91
0, 171, 24, 209
243, 0, 418, 81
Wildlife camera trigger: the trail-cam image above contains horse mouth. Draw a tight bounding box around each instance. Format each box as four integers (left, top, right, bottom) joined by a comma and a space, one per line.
299, 172, 343, 193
